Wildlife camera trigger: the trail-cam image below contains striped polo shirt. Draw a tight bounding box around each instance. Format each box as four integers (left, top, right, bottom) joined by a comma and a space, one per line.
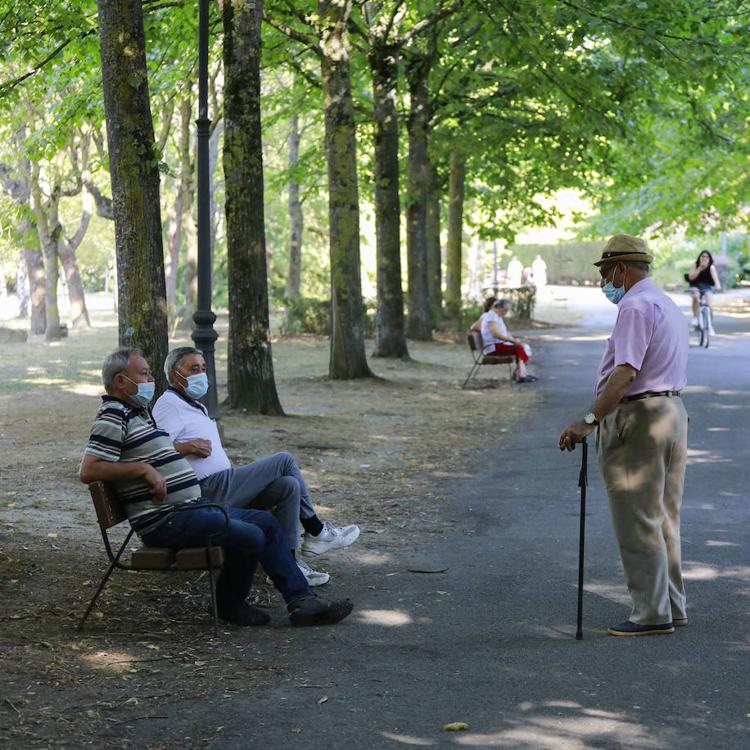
83, 396, 202, 533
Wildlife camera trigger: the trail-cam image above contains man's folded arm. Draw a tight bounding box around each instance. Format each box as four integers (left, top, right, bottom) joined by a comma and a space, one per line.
79, 455, 167, 501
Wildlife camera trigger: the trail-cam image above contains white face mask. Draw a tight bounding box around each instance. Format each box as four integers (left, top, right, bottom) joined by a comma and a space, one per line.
123, 375, 155, 407
182, 372, 209, 400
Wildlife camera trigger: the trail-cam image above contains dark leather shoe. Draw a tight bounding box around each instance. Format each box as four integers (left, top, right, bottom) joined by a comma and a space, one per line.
607, 620, 674, 636
219, 602, 271, 626
288, 597, 353, 627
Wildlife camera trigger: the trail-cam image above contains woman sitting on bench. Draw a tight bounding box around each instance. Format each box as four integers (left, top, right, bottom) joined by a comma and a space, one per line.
480, 298, 537, 383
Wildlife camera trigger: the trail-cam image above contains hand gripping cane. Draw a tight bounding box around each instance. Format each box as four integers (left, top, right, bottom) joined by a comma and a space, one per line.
576, 437, 588, 640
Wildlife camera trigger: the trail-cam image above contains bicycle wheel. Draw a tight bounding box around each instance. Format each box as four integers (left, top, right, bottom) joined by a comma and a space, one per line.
700, 305, 711, 348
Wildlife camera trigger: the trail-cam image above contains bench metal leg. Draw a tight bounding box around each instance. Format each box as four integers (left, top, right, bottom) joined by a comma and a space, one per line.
206, 549, 220, 635
77, 529, 135, 632
462, 362, 481, 389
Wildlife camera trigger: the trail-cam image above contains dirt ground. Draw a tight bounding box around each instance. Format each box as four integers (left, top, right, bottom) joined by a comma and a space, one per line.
0, 306, 539, 748
3, 288, 748, 748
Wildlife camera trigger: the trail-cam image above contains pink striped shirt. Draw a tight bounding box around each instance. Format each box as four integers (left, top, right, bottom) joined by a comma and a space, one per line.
595, 278, 688, 397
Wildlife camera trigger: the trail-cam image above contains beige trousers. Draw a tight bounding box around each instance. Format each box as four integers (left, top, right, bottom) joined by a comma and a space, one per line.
597, 396, 688, 625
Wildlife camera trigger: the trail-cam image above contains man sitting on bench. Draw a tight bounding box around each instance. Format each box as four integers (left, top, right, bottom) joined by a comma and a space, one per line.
152, 347, 360, 588
79, 347, 353, 628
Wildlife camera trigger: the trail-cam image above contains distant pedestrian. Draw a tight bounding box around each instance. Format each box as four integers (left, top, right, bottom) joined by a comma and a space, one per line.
559, 235, 688, 637
531, 255, 547, 288
506, 256, 523, 287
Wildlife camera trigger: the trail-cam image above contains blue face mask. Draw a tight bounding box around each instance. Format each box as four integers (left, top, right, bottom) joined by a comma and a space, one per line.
123, 375, 155, 407
602, 281, 626, 305
183, 372, 209, 400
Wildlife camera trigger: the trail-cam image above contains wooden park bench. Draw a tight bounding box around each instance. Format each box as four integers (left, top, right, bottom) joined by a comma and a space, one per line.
461, 331, 515, 389
78, 481, 227, 634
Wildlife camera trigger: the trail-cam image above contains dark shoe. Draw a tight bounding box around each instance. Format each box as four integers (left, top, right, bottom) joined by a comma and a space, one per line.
218, 602, 271, 627
513, 375, 538, 384
673, 617, 688, 627
288, 597, 353, 627
607, 620, 674, 637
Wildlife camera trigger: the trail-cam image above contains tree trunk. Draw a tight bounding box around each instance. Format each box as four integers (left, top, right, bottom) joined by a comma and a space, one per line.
223, 0, 284, 414
426, 160, 442, 325
286, 113, 303, 301
24, 248, 46, 334
57, 195, 92, 329
42, 239, 62, 340
209, 119, 223, 266
445, 149, 466, 317
404, 56, 433, 340
319, 0, 374, 378
16, 257, 29, 318
97, 0, 168, 391
30, 164, 62, 341
166, 96, 193, 308
1, 134, 46, 332
182, 210, 198, 324
370, 40, 409, 359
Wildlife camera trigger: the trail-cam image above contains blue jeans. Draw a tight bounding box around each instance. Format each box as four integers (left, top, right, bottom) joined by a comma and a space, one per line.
141, 501, 312, 611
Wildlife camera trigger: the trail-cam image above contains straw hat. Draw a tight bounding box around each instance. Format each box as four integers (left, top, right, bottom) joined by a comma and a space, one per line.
593, 235, 654, 266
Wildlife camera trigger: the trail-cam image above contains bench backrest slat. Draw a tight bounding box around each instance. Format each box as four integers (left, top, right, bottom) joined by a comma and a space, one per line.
89, 481, 127, 530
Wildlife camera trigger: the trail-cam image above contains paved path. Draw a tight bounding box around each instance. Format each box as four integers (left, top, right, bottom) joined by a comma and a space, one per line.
190, 301, 749, 749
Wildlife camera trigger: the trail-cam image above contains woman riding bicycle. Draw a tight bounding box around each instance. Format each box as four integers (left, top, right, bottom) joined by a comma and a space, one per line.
687, 250, 721, 334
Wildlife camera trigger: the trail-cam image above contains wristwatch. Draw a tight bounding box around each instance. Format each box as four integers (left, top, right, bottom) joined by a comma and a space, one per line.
583, 412, 599, 426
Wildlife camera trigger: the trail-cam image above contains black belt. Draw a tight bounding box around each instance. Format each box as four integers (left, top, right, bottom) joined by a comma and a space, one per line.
620, 390, 681, 404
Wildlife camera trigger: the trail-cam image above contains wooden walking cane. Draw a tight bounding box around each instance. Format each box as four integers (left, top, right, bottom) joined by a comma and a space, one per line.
576, 437, 588, 640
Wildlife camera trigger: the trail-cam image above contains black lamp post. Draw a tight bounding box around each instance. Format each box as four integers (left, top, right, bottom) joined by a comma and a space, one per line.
191, 0, 219, 419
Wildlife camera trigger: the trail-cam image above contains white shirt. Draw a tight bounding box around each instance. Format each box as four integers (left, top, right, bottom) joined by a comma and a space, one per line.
152, 388, 231, 480
480, 309, 510, 354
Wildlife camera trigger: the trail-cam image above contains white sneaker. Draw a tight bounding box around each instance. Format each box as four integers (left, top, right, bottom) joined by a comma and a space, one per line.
301, 521, 360, 555
296, 559, 330, 586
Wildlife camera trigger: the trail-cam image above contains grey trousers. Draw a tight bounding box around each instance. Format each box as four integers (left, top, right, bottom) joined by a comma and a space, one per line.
199, 452, 315, 550
597, 396, 688, 625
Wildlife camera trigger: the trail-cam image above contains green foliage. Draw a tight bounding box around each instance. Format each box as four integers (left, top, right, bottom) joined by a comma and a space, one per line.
279, 297, 377, 337
279, 297, 332, 336
2, 0, 748, 335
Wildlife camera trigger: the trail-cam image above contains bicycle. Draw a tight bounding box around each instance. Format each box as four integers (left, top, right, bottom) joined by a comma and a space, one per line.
688, 288, 712, 348
685, 274, 714, 348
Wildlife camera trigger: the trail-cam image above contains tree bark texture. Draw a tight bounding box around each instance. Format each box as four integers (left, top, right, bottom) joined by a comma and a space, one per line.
286, 113, 303, 301
29, 165, 62, 340
223, 0, 284, 414
370, 40, 409, 359
98, 0, 168, 390
426, 160, 442, 325
405, 57, 433, 340
57, 193, 93, 329
319, 0, 373, 378
24, 248, 46, 334
445, 149, 466, 317
166, 96, 194, 309
1, 141, 46, 333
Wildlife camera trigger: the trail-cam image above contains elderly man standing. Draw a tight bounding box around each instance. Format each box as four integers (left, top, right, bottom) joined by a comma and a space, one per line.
559, 235, 689, 637
80, 347, 353, 627
152, 347, 360, 587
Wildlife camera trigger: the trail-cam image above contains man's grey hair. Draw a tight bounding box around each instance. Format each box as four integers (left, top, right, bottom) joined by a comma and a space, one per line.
625, 260, 651, 273
164, 346, 203, 381
102, 347, 141, 390
493, 298, 512, 309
